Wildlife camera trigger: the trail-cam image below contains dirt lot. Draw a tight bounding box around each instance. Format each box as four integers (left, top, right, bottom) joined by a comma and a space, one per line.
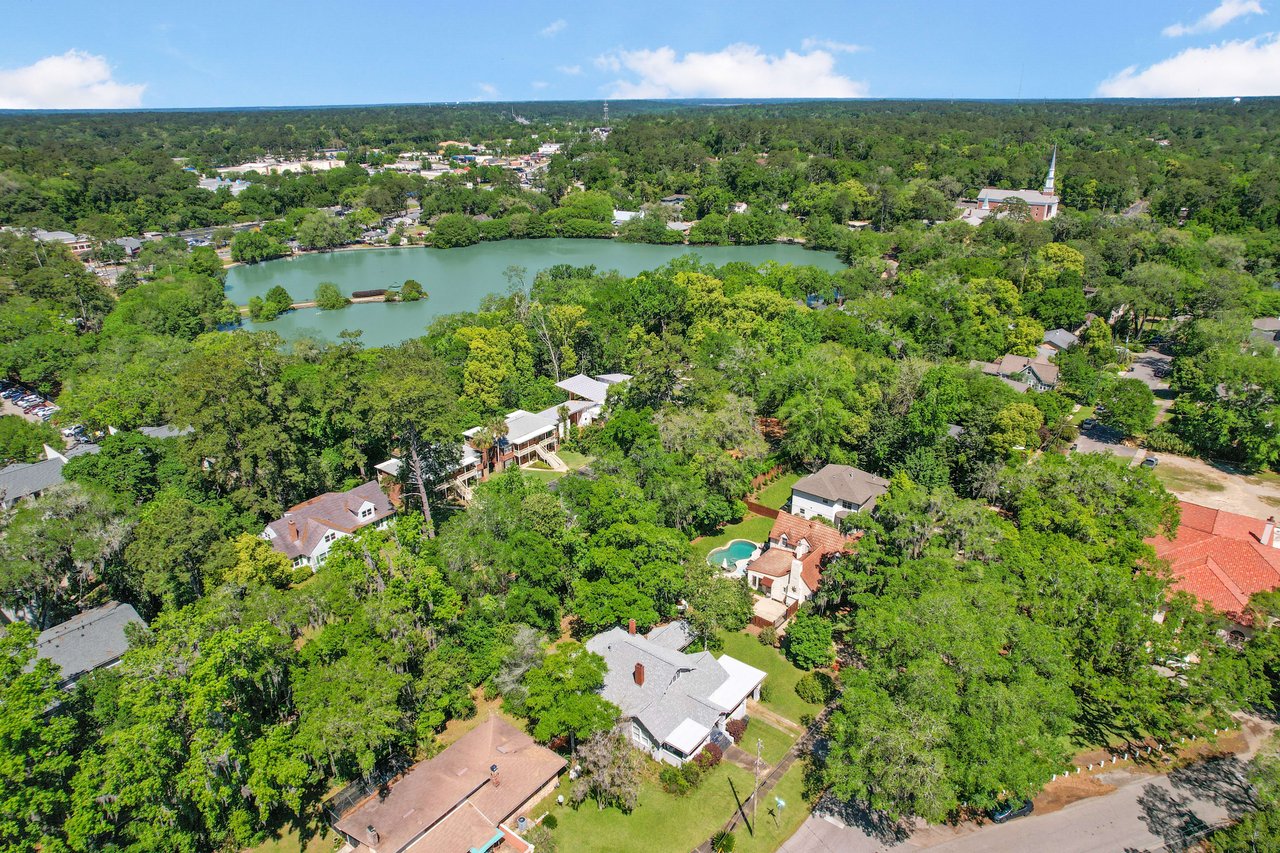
1152, 453, 1280, 518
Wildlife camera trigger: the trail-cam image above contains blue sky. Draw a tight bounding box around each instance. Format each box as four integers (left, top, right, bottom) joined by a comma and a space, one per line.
2, 0, 1279, 108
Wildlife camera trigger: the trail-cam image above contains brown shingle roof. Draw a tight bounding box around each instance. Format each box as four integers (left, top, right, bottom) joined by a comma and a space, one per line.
333, 715, 564, 853
264, 481, 394, 559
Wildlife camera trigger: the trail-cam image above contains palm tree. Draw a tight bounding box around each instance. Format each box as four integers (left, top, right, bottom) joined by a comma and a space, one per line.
488, 417, 510, 470
471, 428, 495, 476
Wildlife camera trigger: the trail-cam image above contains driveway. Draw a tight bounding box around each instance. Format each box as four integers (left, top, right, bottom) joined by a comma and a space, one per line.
779, 716, 1274, 853
1073, 422, 1144, 465
1123, 350, 1175, 422
1152, 453, 1280, 519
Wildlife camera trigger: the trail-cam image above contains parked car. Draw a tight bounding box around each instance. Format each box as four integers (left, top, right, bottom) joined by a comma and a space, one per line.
1081, 417, 1098, 429
1141, 456, 1160, 468
990, 799, 1034, 823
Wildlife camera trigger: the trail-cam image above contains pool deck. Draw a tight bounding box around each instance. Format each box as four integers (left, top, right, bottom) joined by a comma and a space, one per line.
706, 538, 762, 577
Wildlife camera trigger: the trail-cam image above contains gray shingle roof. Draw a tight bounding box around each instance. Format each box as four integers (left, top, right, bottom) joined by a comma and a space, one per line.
0, 458, 67, 507
792, 464, 890, 507
36, 601, 145, 687
585, 627, 763, 749
138, 424, 193, 440
1043, 328, 1079, 350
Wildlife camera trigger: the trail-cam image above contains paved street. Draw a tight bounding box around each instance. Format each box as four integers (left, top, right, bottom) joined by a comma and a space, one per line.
779, 717, 1273, 853
1124, 349, 1175, 422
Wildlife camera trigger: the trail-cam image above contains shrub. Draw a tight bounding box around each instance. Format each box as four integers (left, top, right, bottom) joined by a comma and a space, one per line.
314, 281, 349, 310
711, 830, 736, 852
680, 761, 704, 789
782, 610, 835, 670
795, 671, 838, 705
694, 743, 723, 769
759, 682, 774, 703
541, 814, 558, 831
1145, 426, 1195, 455
758, 626, 778, 647
725, 718, 747, 743
659, 764, 692, 795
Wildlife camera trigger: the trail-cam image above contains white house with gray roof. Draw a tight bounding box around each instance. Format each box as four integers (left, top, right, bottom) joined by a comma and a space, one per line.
586, 621, 766, 766
790, 464, 890, 522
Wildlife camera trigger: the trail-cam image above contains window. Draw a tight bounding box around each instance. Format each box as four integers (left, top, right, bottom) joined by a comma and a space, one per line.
323, 531, 337, 544
360, 507, 373, 519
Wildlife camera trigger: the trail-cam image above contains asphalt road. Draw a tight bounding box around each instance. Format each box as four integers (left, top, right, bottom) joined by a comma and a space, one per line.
780, 759, 1252, 853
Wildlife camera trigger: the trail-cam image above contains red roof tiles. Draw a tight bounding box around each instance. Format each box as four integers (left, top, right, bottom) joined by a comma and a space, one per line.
1147, 501, 1280, 625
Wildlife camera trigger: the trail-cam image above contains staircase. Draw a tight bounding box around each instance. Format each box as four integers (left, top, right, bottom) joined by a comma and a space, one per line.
452, 479, 475, 502
533, 443, 568, 472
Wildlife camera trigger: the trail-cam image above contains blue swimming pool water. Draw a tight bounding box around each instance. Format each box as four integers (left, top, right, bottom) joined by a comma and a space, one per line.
707, 539, 758, 566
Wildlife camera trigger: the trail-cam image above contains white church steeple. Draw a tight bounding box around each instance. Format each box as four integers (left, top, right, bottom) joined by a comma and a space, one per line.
1043, 145, 1058, 195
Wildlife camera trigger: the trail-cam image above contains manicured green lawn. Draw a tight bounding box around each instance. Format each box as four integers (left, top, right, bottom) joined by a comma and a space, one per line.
537, 762, 757, 853
718, 631, 823, 726
559, 450, 593, 470
755, 472, 801, 510
734, 760, 812, 853
693, 513, 775, 560
244, 825, 337, 853
1069, 405, 1096, 426
743, 719, 797, 766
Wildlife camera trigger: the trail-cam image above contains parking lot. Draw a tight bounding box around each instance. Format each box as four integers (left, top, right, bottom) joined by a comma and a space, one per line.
1, 384, 59, 424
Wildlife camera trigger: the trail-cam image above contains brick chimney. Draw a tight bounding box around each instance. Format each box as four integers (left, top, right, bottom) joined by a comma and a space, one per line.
490, 763, 501, 787
287, 518, 299, 541
628, 618, 636, 635
1266, 516, 1277, 548
633, 662, 645, 685
366, 825, 379, 845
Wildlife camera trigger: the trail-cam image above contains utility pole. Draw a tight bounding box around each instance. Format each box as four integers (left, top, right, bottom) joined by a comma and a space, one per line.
751, 737, 763, 830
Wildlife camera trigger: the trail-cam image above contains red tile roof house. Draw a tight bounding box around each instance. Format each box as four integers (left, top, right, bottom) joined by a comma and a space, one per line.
1147, 501, 1280, 639
744, 512, 859, 625
262, 480, 395, 571
331, 715, 564, 853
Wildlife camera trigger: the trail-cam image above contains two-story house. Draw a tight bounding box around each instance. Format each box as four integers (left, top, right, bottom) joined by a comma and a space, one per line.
262, 480, 395, 570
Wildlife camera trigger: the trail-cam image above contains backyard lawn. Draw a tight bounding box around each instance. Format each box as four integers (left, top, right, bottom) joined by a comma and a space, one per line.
718, 631, 824, 726
520, 451, 594, 485
754, 472, 801, 511
536, 762, 758, 853
693, 513, 775, 560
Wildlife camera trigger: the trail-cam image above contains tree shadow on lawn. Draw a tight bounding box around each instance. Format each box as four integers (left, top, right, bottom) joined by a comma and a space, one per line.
814, 795, 912, 845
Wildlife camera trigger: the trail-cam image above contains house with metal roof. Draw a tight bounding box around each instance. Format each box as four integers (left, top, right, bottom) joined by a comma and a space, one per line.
330, 715, 564, 853
262, 481, 395, 570
586, 621, 766, 766
0, 442, 100, 509
790, 463, 890, 523
35, 601, 145, 688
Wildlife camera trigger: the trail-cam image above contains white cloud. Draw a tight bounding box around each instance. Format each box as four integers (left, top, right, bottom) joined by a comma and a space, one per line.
540, 19, 567, 37
476, 82, 499, 99
531, 80, 549, 90
1163, 0, 1264, 36
599, 43, 867, 99
0, 50, 145, 109
1098, 33, 1280, 96
556, 64, 582, 75
801, 37, 863, 54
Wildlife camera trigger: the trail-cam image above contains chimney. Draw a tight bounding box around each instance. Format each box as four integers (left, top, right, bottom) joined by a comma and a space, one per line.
628, 618, 636, 635
287, 518, 299, 541
1266, 516, 1277, 548
366, 825, 379, 844
633, 662, 645, 685
490, 763, 501, 787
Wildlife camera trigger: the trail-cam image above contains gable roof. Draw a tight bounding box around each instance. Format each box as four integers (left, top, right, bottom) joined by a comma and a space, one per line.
767, 511, 859, 593
1147, 501, 1280, 625
585, 628, 765, 751
264, 481, 394, 559
0, 458, 67, 506
332, 715, 564, 853
554, 372, 632, 404
1043, 328, 1079, 350
995, 354, 1059, 386
36, 601, 145, 687
978, 187, 1060, 206
792, 464, 890, 507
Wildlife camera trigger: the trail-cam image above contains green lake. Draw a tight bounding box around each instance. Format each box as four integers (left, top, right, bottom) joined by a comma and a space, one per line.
225, 239, 845, 347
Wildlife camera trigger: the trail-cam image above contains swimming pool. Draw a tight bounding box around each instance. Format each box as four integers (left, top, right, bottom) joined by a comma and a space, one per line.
707, 539, 759, 567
